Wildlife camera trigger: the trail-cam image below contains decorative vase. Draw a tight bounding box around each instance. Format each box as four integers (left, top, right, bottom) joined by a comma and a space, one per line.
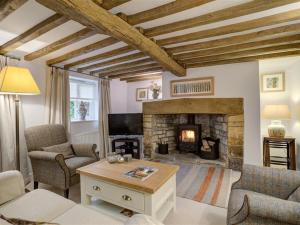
152, 90, 159, 99
268, 120, 286, 138
78, 101, 88, 120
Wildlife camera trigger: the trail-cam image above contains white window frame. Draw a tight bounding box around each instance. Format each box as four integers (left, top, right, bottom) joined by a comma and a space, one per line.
70, 76, 98, 122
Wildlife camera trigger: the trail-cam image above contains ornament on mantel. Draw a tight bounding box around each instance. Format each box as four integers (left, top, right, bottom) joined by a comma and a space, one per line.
150, 82, 161, 99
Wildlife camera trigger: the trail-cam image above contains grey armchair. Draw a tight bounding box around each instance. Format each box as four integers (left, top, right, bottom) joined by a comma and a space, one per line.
25, 124, 99, 198
227, 164, 300, 225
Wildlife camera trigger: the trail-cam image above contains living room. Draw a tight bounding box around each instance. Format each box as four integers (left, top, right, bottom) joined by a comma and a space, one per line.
0, 0, 300, 225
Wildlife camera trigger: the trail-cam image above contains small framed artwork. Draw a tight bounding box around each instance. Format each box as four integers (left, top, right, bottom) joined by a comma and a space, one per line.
170, 77, 214, 97
261, 72, 285, 92
136, 88, 148, 101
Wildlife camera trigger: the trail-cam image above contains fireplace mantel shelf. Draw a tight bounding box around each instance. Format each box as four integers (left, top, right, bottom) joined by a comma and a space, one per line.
143, 98, 243, 115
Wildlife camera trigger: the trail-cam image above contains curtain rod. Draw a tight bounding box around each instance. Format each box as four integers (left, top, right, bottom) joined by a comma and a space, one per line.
0, 54, 21, 61
50, 65, 109, 80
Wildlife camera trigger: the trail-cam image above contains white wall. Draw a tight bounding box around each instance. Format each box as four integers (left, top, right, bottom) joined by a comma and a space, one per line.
110, 79, 128, 113
162, 62, 261, 166
260, 57, 300, 169
127, 79, 162, 113
110, 79, 162, 113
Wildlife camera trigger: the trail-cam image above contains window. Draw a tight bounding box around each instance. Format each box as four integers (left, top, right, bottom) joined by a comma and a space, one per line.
70, 76, 98, 122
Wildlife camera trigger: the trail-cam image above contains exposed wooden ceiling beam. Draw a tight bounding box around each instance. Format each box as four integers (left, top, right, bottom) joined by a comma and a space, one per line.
106, 63, 160, 77
182, 43, 300, 65
157, 8, 300, 46
167, 23, 300, 54
64, 45, 134, 68
96, 58, 154, 76
79, 52, 147, 72
122, 75, 162, 83
42, 0, 298, 67
24, 28, 96, 61
0, 0, 27, 22
112, 67, 163, 79
127, 0, 212, 25
175, 34, 300, 60
37, 0, 186, 77
0, 13, 68, 54
46, 37, 118, 65
144, 0, 300, 37
186, 50, 300, 68
94, 0, 131, 10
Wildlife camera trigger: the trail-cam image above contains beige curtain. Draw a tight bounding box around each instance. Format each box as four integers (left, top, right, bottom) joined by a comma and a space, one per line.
45, 67, 70, 133
99, 79, 111, 158
0, 57, 30, 183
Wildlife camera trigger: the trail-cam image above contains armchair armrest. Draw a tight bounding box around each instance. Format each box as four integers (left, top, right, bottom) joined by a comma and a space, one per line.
0, 171, 25, 205
231, 193, 300, 225
71, 144, 99, 159
28, 151, 70, 189
232, 164, 300, 199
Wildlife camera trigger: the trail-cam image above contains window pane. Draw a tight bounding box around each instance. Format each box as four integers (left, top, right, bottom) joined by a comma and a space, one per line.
79, 84, 94, 99
70, 82, 78, 98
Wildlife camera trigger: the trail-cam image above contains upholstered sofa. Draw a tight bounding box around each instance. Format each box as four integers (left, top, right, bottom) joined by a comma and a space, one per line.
25, 124, 99, 198
227, 164, 300, 225
0, 171, 163, 225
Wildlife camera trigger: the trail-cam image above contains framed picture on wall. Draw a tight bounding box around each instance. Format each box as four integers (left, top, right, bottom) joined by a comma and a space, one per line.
170, 77, 214, 97
136, 88, 148, 101
261, 72, 285, 92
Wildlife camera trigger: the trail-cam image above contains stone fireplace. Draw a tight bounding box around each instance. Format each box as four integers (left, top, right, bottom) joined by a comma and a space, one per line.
143, 98, 244, 170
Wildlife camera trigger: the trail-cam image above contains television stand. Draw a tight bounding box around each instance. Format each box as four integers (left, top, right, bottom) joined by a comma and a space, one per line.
111, 138, 141, 159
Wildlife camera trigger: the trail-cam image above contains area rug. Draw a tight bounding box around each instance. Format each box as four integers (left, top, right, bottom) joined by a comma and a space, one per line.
158, 160, 231, 208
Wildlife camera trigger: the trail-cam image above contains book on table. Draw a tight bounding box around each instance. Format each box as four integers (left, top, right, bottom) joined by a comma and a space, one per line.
124, 166, 158, 181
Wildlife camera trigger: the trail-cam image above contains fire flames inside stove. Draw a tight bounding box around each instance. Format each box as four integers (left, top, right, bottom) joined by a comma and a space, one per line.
181, 130, 195, 142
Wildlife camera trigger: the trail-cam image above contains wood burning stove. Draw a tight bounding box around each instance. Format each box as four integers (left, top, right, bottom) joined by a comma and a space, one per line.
177, 115, 201, 153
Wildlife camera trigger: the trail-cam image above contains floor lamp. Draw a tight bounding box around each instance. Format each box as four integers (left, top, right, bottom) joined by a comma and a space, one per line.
0, 66, 40, 171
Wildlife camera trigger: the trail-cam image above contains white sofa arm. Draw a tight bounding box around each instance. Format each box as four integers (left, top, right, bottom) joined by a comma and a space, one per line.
125, 214, 164, 225
0, 171, 25, 205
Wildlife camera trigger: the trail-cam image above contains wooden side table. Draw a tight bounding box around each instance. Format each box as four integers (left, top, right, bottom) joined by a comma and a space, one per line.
263, 137, 296, 170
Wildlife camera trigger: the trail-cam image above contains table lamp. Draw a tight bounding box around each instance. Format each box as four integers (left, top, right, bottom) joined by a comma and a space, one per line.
262, 104, 291, 138
0, 66, 40, 170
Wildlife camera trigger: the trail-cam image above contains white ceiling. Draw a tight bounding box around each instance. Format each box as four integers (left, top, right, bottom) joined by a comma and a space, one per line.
0, 0, 300, 68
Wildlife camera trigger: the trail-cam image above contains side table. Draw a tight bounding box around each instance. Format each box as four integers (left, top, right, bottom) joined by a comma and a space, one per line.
263, 137, 296, 170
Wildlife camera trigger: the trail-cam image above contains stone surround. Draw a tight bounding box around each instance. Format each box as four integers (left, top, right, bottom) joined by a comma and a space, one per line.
143, 98, 244, 170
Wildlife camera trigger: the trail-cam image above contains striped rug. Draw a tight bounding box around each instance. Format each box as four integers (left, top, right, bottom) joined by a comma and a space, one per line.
176, 163, 231, 208
158, 160, 231, 208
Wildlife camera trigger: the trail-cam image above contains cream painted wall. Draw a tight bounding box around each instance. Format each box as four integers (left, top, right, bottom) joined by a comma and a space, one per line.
127, 79, 162, 113
110, 79, 128, 113
162, 62, 261, 166
260, 57, 300, 169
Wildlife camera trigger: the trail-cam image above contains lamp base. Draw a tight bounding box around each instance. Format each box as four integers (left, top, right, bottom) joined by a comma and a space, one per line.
268, 120, 286, 138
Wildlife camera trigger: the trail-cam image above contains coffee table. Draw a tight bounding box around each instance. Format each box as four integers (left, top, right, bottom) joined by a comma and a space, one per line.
77, 160, 179, 221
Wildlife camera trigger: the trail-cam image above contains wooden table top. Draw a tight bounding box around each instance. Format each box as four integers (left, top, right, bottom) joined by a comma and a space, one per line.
77, 159, 179, 194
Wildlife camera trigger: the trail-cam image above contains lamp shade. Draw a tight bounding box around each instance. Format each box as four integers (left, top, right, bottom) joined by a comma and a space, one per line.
0, 66, 40, 95
263, 105, 291, 120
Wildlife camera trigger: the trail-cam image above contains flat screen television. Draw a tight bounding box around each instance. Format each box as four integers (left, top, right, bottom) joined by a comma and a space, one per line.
108, 113, 143, 135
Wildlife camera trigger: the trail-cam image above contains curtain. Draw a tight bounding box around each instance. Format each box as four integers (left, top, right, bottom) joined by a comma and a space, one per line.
99, 79, 111, 158
45, 67, 70, 133
0, 56, 30, 183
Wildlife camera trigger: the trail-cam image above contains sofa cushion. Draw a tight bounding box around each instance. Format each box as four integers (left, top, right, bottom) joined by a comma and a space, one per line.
0, 218, 11, 225
42, 142, 74, 159
65, 157, 96, 176
0, 189, 75, 222
52, 204, 124, 225
288, 186, 300, 203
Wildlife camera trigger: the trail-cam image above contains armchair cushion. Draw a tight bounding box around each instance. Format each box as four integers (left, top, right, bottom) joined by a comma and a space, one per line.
42, 142, 74, 159
71, 144, 98, 159
228, 189, 300, 225
65, 157, 97, 176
